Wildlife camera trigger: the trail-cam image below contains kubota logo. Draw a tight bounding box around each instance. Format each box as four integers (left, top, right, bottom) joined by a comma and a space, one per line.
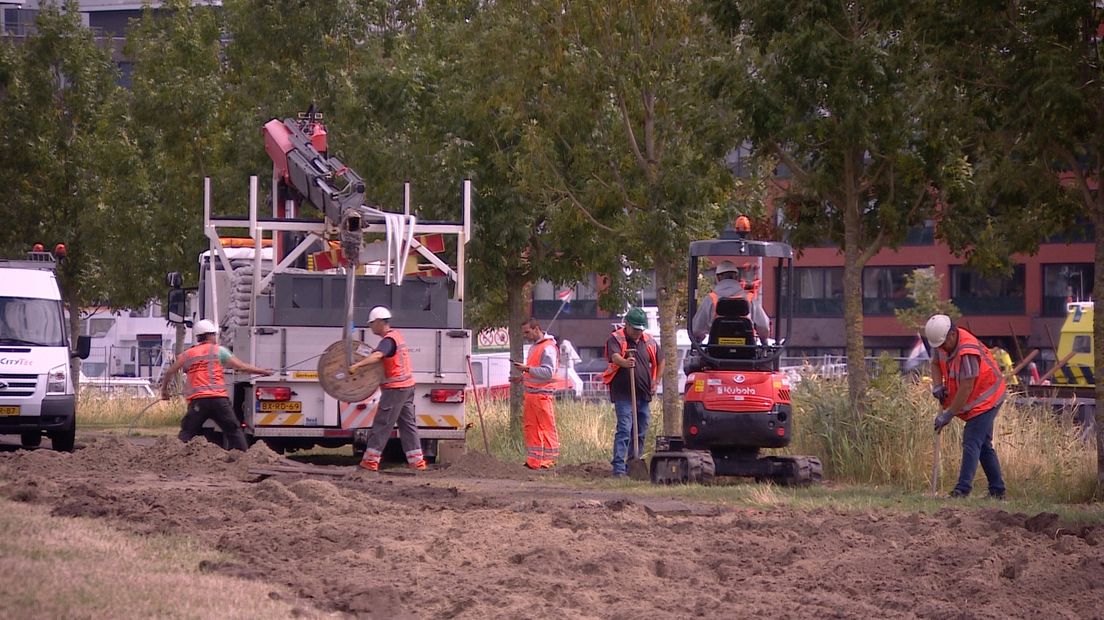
0, 358, 32, 366
733, 374, 746, 383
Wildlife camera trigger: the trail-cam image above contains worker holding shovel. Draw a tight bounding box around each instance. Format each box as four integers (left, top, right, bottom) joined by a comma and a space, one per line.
926, 314, 1008, 499
601, 307, 664, 479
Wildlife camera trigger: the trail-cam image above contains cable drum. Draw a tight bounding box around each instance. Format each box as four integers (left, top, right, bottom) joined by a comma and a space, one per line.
317, 340, 384, 402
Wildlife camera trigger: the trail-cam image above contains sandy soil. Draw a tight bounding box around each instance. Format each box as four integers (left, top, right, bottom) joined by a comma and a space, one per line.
1, 436, 1101, 619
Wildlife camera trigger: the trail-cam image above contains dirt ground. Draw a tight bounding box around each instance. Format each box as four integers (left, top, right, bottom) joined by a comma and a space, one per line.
1, 436, 1102, 619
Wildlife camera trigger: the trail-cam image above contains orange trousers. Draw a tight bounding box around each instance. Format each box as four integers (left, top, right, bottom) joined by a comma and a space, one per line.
523, 392, 559, 468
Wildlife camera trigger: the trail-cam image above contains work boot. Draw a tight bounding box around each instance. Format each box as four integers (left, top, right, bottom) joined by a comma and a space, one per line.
409, 459, 427, 471
987, 491, 1006, 500
949, 489, 968, 498
358, 460, 379, 472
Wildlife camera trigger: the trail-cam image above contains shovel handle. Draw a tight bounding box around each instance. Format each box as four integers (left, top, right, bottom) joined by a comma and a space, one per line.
930, 430, 941, 495
627, 349, 638, 458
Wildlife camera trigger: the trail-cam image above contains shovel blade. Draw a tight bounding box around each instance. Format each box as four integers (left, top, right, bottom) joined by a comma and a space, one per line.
628, 458, 649, 481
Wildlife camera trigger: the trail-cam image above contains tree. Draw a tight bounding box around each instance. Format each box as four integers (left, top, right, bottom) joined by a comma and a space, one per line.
923, 1, 1104, 494
706, 1, 968, 412
0, 1, 153, 373
528, 0, 737, 433
894, 267, 960, 333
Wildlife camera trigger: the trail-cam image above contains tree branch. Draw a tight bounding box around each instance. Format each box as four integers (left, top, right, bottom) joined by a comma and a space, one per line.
771, 144, 844, 207
617, 90, 651, 179
1059, 146, 1096, 210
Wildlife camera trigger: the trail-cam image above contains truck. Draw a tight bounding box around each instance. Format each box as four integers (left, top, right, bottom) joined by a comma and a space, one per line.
167, 112, 472, 462
1021, 300, 1096, 436
0, 248, 90, 451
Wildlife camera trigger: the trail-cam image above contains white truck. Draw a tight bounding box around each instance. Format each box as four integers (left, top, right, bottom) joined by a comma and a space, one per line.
0, 250, 90, 451
167, 113, 472, 462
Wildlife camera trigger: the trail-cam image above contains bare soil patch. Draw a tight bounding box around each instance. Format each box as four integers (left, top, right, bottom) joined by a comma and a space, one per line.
1, 436, 1101, 619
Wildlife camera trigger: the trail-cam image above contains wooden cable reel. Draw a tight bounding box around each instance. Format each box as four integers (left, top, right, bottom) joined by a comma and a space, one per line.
317, 340, 383, 402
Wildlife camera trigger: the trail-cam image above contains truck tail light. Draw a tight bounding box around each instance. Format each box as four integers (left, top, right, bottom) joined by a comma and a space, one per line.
256, 386, 292, 401
430, 389, 465, 403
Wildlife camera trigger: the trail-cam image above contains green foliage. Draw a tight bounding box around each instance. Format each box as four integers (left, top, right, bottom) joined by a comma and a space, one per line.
0, 1, 155, 310
894, 267, 960, 332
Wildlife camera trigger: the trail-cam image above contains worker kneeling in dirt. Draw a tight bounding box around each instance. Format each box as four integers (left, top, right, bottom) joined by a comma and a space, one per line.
161, 319, 272, 451
349, 306, 427, 471
926, 315, 1007, 499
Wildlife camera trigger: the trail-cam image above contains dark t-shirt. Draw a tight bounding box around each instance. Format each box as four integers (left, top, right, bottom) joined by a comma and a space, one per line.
606, 333, 655, 403
376, 337, 397, 358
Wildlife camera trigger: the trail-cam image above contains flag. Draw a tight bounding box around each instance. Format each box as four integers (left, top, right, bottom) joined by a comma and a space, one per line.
557, 288, 573, 301
903, 333, 930, 373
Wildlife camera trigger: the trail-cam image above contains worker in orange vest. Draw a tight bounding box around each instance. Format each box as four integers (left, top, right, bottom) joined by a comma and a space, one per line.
512, 317, 560, 469
601, 307, 664, 477
691, 260, 771, 344
926, 315, 1007, 499
349, 306, 427, 471
160, 319, 272, 451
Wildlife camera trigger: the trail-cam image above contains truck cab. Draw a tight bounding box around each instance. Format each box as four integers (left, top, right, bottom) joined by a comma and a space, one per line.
0, 251, 90, 451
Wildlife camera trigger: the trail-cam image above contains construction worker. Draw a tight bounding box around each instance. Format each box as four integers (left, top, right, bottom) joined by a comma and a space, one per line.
691, 260, 771, 344
160, 319, 272, 451
602, 307, 664, 478
926, 314, 1007, 499
989, 341, 1020, 386
349, 306, 427, 471
513, 318, 560, 469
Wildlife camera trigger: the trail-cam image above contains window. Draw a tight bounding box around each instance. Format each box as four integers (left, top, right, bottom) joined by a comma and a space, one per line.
531, 276, 598, 319
951, 265, 1025, 315
862, 266, 922, 315
1042, 264, 1093, 317
903, 221, 935, 245
1073, 335, 1091, 354
85, 317, 115, 338
781, 268, 843, 317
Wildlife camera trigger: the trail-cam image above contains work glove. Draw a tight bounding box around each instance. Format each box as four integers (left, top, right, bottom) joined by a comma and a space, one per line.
931, 385, 948, 403
933, 410, 955, 433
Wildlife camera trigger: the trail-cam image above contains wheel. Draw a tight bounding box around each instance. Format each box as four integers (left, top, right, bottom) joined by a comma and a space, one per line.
48, 420, 76, 452
687, 450, 716, 485
20, 431, 42, 449
775, 456, 823, 486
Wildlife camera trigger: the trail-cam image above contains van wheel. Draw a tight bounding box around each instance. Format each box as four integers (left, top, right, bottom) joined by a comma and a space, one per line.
20, 432, 42, 449
49, 420, 76, 452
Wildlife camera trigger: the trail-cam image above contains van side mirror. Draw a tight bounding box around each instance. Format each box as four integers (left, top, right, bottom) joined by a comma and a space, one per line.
167, 288, 188, 324
74, 335, 91, 360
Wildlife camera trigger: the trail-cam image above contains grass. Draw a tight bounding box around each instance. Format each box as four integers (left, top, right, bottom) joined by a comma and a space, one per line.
0, 498, 321, 619
77, 393, 185, 430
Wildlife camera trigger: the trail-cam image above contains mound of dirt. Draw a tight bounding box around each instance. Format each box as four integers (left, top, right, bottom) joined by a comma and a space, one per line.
431, 451, 532, 480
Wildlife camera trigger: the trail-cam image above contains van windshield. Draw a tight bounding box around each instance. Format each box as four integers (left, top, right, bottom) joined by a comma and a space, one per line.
0, 297, 67, 347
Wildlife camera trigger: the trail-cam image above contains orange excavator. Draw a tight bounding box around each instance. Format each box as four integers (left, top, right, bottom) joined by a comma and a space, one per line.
650, 218, 823, 485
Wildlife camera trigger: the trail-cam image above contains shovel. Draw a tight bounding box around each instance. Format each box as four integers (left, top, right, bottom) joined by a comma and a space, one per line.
627, 352, 649, 481
930, 429, 941, 496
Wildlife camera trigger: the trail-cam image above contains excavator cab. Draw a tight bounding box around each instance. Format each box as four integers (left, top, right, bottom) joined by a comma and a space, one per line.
649, 220, 822, 485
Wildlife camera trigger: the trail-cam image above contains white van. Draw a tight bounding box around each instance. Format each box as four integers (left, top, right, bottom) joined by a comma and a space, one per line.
0, 252, 90, 451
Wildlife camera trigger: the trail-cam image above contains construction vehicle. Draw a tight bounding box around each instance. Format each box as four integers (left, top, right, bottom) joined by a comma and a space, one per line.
650, 223, 823, 485
167, 110, 472, 462
0, 246, 91, 451
1021, 301, 1096, 433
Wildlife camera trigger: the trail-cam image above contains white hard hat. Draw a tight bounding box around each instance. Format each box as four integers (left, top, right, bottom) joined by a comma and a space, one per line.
368, 306, 392, 323
193, 319, 218, 337
716, 260, 739, 275
925, 314, 952, 347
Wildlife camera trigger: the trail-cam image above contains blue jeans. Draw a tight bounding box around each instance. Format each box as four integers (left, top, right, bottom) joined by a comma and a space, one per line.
611, 398, 650, 474
954, 403, 1006, 496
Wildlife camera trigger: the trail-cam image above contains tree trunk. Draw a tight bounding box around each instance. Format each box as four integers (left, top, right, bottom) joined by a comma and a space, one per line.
1094, 204, 1104, 498
655, 254, 682, 436
842, 153, 869, 414
506, 274, 528, 436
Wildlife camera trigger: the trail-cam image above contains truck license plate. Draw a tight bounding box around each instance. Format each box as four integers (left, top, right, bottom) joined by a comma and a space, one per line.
0, 406, 20, 416
259, 401, 302, 413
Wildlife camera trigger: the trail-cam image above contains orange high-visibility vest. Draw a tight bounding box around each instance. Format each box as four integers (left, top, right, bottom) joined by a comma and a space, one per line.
935, 329, 1006, 420
601, 329, 658, 385
180, 342, 228, 400
523, 337, 559, 394
380, 329, 415, 389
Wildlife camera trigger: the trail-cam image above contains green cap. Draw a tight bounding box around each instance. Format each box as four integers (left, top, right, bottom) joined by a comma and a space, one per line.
625, 307, 648, 330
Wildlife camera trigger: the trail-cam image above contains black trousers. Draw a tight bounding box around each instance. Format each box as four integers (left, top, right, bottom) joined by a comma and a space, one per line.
179, 396, 248, 451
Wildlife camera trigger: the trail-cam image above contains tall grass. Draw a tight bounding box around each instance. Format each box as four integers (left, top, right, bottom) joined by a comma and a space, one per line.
467, 396, 667, 467
789, 356, 1097, 502
77, 393, 185, 429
